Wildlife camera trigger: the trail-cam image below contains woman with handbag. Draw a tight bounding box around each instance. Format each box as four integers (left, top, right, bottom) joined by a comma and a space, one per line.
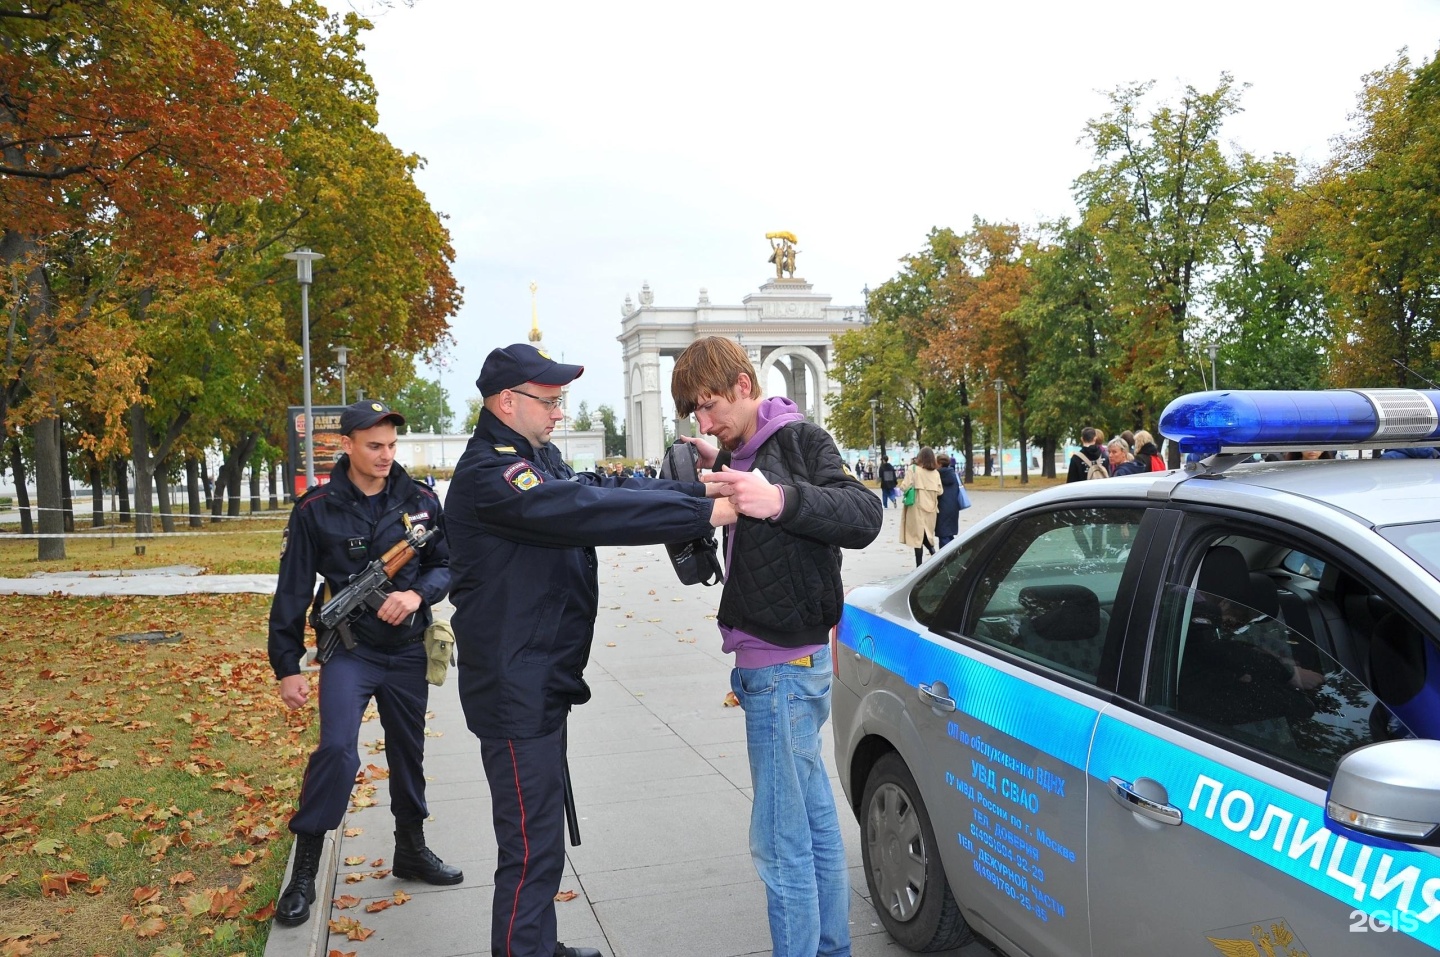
899, 447, 943, 565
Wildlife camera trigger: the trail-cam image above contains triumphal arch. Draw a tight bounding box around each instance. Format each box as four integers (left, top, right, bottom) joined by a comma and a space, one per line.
618, 234, 868, 462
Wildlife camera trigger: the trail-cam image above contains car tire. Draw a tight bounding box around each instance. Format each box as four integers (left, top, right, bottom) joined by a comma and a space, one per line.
861, 751, 972, 952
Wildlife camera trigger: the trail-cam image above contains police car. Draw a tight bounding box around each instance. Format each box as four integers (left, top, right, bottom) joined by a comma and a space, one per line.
833, 389, 1440, 956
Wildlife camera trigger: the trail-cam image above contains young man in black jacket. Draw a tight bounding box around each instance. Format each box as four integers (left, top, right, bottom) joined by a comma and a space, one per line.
673, 336, 883, 957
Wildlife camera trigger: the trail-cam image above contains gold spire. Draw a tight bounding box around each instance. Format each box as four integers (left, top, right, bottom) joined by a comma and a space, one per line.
528, 281, 542, 343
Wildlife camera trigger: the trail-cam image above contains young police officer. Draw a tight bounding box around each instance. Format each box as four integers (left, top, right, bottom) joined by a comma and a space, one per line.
445, 344, 737, 957
268, 399, 460, 927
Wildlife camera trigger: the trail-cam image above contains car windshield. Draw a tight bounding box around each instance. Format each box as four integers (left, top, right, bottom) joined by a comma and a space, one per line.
1380, 521, 1440, 581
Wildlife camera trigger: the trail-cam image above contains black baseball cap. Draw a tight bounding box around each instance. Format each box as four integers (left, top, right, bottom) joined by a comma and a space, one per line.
477, 343, 584, 397
339, 399, 405, 435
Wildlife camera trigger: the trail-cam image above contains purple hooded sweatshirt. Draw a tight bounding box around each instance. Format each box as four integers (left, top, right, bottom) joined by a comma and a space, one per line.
717, 396, 826, 669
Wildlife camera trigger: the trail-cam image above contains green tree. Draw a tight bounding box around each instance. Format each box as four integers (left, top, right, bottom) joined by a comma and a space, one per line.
394, 377, 453, 433
571, 400, 592, 431
1307, 50, 1440, 388
596, 404, 624, 456
463, 396, 482, 433
1075, 75, 1266, 448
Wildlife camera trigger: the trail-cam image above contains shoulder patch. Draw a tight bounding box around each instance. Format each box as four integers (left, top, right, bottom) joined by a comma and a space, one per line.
279, 527, 289, 559
503, 460, 543, 493
494, 445, 517, 454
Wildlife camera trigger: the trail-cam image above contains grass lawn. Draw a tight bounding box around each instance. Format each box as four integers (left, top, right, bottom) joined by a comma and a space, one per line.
0, 593, 312, 957
0, 515, 287, 579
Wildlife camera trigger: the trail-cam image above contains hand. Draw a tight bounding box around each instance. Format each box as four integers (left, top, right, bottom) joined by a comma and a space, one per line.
278, 673, 310, 710
709, 496, 738, 527
376, 589, 422, 626
701, 466, 783, 520
678, 434, 719, 470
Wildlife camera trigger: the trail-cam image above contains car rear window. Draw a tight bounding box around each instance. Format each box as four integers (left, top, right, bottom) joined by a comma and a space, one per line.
1380, 521, 1440, 580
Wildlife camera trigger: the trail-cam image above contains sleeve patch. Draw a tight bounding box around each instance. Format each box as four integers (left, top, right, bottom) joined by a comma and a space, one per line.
503, 461, 543, 492
279, 527, 289, 559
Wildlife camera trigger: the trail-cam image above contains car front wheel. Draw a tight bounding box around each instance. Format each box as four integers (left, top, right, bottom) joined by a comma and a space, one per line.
860, 751, 972, 953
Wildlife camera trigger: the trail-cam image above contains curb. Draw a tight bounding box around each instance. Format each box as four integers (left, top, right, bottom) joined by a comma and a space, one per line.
262, 830, 337, 957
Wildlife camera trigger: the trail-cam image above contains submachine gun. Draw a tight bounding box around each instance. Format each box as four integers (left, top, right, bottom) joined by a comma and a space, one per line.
313, 516, 433, 663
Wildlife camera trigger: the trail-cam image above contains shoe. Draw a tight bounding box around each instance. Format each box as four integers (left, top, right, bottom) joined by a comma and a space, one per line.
393, 821, 464, 885
555, 946, 602, 957
275, 831, 325, 926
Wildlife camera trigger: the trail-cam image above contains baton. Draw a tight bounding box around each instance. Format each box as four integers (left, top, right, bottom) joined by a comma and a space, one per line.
563, 755, 581, 846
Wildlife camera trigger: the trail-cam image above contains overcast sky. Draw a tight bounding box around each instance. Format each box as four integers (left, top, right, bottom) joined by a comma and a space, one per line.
355, 1, 1440, 426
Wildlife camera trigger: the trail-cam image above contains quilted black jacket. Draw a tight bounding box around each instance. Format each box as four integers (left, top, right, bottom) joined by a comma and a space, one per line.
716, 422, 882, 647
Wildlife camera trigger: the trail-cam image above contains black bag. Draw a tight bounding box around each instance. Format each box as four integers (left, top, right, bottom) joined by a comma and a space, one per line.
659, 441, 725, 586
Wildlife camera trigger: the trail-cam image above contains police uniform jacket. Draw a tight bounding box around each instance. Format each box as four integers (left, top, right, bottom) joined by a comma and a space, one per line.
446, 409, 717, 739
268, 458, 450, 680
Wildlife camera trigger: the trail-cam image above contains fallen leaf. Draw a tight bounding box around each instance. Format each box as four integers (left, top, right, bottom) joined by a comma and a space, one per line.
134, 916, 166, 938
364, 899, 392, 913
104, 832, 127, 849
328, 917, 375, 941
249, 902, 276, 922
344, 856, 366, 866
554, 889, 578, 902
132, 885, 161, 906
605, 642, 616, 647
229, 849, 257, 866
169, 870, 196, 886
332, 894, 362, 909
86, 876, 110, 895
391, 890, 411, 905
369, 858, 384, 867
723, 691, 741, 707
343, 828, 363, 837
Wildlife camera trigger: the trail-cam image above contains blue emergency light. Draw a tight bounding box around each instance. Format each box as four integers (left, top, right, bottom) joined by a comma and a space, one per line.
1160, 389, 1440, 455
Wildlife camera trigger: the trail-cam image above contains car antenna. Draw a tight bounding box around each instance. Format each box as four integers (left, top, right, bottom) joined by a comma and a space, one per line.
1392, 358, 1439, 389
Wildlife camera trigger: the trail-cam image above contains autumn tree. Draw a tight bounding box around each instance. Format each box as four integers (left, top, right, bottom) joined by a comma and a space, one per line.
1, 0, 290, 552
395, 377, 453, 433
1307, 50, 1440, 388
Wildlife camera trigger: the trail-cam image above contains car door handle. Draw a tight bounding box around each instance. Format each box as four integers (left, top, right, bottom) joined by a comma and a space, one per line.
917, 682, 955, 712
1109, 776, 1182, 826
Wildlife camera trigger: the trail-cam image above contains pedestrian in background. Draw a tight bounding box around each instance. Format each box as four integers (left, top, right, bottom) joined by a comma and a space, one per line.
898, 446, 942, 565
267, 400, 461, 927
672, 335, 882, 957
1134, 429, 1166, 472
878, 454, 897, 508
935, 452, 962, 549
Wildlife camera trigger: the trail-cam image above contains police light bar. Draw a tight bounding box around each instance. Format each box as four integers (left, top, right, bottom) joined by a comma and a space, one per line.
1160, 389, 1440, 455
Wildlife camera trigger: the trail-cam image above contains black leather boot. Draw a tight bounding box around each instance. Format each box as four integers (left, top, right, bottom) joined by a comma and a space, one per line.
392, 821, 463, 885
555, 945, 603, 957
275, 831, 325, 926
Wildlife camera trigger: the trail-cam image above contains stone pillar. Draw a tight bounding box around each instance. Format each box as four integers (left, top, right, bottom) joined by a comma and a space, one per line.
635, 355, 665, 463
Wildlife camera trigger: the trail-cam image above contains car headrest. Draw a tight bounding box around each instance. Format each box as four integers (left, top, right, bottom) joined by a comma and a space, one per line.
1019, 585, 1101, 642
1370, 612, 1426, 706
1246, 573, 1281, 619
1198, 545, 1250, 606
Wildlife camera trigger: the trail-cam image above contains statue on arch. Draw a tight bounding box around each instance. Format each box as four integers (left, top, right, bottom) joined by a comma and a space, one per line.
766, 231, 798, 279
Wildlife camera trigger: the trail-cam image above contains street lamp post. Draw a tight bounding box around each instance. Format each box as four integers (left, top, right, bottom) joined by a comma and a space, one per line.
868, 397, 879, 472
282, 247, 324, 489
333, 343, 351, 405
993, 378, 1005, 490
1207, 343, 1220, 391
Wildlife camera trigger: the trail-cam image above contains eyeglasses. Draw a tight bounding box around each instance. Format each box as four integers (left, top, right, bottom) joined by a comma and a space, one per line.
510, 389, 565, 411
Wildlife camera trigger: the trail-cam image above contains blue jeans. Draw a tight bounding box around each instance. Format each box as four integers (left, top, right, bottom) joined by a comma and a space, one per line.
731, 646, 851, 957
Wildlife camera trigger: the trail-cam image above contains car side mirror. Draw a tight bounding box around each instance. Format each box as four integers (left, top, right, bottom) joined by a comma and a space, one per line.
1327, 739, 1440, 845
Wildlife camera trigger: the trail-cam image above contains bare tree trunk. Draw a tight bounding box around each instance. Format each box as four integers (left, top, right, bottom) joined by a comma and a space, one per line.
114, 458, 131, 524
58, 425, 74, 533
33, 417, 65, 558
10, 439, 31, 536
88, 462, 104, 527
225, 434, 257, 517
1018, 412, 1030, 485
201, 454, 213, 512
268, 460, 278, 510
155, 468, 175, 533
129, 402, 153, 538
249, 463, 261, 514
210, 459, 229, 522
185, 456, 202, 528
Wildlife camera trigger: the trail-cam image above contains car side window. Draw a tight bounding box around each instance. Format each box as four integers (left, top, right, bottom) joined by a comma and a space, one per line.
911, 528, 993, 627
959, 508, 1144, 683
1146, 532, 1430, 777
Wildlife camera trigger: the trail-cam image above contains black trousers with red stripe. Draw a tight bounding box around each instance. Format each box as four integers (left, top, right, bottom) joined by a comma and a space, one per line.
480, 722, 568, 957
